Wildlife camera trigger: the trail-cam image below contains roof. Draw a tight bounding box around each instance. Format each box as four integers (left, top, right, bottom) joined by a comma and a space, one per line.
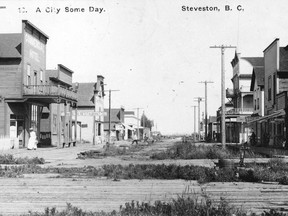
0, 34, 22, 58
279, 46, 288, 71
242, 57, 264, 67
250, 67, 264, 91
72, 82, 96, 107
104, 108, 124, 123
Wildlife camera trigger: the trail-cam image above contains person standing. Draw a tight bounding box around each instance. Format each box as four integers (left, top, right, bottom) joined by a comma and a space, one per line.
27, 127, 37, 150
132, 132, 138, 145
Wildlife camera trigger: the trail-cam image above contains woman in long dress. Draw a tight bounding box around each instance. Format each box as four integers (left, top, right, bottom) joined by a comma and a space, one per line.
27, 128, 37, 150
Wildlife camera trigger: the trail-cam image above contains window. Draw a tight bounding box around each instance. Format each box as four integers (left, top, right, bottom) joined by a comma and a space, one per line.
254, 99, 257, 110
40, 70, 43, 83
27, 64, 31, 86
257, 98, 260, 110
268, 76, 272, 101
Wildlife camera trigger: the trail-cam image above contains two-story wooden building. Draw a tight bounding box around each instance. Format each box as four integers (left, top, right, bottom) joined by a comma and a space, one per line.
0, 20, 77, 149
225, 52, 263, 143
72, 75, 105, 145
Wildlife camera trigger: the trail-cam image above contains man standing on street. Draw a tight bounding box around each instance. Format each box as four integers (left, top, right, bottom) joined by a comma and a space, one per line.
132, 132, 138, 145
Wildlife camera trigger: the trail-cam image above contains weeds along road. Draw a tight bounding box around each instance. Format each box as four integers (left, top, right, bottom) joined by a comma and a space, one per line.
0, 138, 287, 215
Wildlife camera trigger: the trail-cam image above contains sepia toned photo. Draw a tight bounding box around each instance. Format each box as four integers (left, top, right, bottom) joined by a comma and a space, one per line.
0, 0, 288, 215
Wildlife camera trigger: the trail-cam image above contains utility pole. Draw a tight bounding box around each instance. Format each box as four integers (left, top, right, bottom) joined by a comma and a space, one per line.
191, 105, 197, 142
108, 89, 120, 144
194, 97, 204, 141
210, 45, 236, 147
199, 81, 214, 141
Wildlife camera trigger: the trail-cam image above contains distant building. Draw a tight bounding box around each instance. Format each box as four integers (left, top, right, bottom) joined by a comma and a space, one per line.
104, 107, 125, 141
124, 111, 140, 139
72, 75, 105, 144
207, 116, 218, 142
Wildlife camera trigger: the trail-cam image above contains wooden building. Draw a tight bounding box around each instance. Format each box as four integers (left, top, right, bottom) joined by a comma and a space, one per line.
0, 20, 77, 149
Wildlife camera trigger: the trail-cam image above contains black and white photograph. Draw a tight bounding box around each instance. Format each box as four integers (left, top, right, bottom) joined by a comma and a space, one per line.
0, 0, 288, 215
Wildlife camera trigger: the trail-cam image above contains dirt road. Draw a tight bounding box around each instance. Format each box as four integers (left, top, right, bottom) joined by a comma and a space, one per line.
0, 139, 287, 215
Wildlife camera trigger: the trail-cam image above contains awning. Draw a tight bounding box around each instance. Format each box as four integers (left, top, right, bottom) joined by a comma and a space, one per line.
247, 109, 285, 124
122, 123, 135, 131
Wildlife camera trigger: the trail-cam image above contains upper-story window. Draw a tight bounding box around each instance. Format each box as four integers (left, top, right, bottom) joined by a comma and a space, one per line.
27, 64, 31, 86
40, 70, 43, 84
257, 98, 260, 110
268, 76, 272, 101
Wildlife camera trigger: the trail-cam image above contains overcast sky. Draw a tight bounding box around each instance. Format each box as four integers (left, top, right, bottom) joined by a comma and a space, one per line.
1, 0, 288, 135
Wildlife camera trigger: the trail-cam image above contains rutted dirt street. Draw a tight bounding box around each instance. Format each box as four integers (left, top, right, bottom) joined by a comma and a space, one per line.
0, 138, 288, 215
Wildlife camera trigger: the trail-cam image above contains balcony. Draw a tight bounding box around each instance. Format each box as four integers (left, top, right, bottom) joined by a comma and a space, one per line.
23, 85, 77, 101
225, 108, 254, 115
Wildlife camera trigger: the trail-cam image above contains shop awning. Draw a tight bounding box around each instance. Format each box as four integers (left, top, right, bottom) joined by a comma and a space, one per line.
122, 123, 135, 131
247, 109, 285, 124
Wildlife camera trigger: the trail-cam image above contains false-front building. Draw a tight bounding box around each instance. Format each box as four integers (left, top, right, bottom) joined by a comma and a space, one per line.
0, 20, 77, 149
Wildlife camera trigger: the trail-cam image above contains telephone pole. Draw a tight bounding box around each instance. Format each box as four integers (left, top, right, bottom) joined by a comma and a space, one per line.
210, 45, 236, 147
194, 97, 204, 141
199, 81, 214, 141
191, 105, 197, 142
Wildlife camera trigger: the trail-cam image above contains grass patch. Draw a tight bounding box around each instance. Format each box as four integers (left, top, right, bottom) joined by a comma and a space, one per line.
150, 142, 261, 160
19, 197, 288, 216
1, 159, 288, 185
0, 154, 45, 164
77, 144, 147, 159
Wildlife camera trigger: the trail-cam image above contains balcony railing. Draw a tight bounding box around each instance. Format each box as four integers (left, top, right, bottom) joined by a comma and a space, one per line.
23, 85, 77, 101
225, 108, 254, 115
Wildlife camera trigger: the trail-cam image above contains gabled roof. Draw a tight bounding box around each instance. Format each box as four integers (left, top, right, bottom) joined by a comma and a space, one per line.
72, 82, 96, 107
242, 57, 264, 67
0, 34, 22, 58
104, 108, 124, 123
250, 67, 264, 91
279, 46, 288, 71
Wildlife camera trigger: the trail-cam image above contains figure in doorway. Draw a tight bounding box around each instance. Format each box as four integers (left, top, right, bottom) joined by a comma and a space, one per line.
27, 127, 37, 150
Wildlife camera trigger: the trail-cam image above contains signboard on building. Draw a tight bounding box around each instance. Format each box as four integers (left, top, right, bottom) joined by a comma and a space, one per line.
236, 116, 246, 122
63, 111, 108, 117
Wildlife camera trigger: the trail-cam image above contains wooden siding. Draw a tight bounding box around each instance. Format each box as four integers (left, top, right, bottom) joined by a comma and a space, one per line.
23, 29, 46, 87
0, 63, 22, 98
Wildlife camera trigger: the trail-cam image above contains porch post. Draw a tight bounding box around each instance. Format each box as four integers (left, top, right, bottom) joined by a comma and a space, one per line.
64, 102, 67, 147
69, 103, 72, 146
74, 104, 77, 146
57, 99, 61, 148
